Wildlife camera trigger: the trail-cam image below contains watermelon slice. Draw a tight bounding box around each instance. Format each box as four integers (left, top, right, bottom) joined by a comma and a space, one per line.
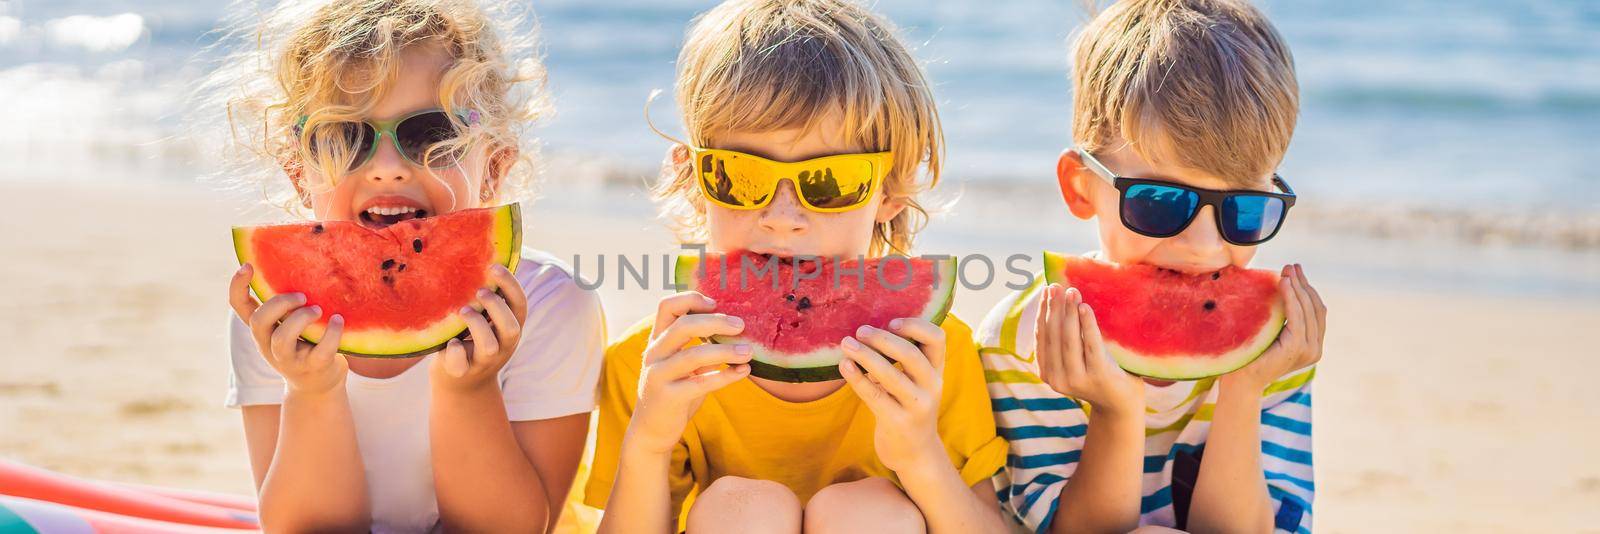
674, 251, 957, 383
1042, 251, 1285, 380
232, 204, 521, 357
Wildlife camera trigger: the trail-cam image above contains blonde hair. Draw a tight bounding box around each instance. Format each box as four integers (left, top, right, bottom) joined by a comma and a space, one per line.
1071, 0, 1297, 186
195, 0, 546, 212
653, 0, 943, 256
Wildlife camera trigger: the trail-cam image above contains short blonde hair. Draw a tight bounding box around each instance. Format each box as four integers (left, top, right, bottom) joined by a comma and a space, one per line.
654, 0, 943, 256
1071, 0, 1297, 186
198, 0, 546, 211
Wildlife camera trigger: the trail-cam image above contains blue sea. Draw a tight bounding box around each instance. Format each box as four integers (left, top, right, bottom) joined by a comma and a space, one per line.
2, 0, 1598, 238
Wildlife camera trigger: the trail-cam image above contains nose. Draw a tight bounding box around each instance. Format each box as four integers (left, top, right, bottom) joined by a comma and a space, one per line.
757, 181, 810, 235
362, 134, 411, 184
1172, 205, 1228, 251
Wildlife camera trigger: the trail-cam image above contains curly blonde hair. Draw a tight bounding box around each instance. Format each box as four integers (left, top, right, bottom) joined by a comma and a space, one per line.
194, 0, 546, 212
653, 0, 944, 256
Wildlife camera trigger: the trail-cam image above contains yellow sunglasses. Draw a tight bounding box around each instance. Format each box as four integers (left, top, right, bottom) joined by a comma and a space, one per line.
692, 148, 894, 213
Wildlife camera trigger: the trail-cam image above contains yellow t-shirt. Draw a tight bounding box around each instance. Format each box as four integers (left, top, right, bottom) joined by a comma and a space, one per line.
583, 313, 1007, 524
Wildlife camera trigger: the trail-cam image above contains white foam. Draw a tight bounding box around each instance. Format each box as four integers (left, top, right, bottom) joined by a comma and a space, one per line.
44, 13, 145, 53
0, 17, 21, 46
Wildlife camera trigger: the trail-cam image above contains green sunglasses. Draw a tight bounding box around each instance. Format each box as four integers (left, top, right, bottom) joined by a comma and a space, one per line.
293, 108, 481, 171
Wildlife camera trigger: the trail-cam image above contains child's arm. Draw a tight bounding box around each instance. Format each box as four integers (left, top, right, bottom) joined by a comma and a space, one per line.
229, 265, 370, 532
839, 319, 1008, 534
599, 292, 751, 534
428, 265, 556, 532
1188, 265, 1324, 534
1032, 284, 1147, 534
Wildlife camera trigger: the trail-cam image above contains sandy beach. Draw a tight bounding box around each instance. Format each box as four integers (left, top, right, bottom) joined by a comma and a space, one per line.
1, 176, 1597, 533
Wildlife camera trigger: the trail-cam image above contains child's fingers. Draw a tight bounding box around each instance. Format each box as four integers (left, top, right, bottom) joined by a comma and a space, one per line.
645, 313, 743, 364
658, 343, 752, 381
441, 339, 470, 378
679, 364, 750, 396
228, 264, 260, 320
1279, 271, 1306, 348
308, 314, 344, 367
271, 305, 321, 362
476, 289, 520, 346
1060, 288, 1087, 381
886, 317, 945, 371
1287, 267, 1316, 349
857, 325, 936, 389
1078, 302, 1112, 375
651, 292, 717, 339
459, 306, 499, 362
1296, 265, 1328, 339
487, 265, 529, 325
1034, 286, 1058, 382
840, 358, 895, 414
841, 337, 920, 406
248, 293, 306, 346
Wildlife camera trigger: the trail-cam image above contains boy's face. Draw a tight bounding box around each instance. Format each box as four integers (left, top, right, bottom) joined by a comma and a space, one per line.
702, 113, 905, 259
1057, 140, 1275, 273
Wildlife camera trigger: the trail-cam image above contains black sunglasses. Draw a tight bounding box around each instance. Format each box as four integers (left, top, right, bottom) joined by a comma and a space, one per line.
1076, 148, 1296, 246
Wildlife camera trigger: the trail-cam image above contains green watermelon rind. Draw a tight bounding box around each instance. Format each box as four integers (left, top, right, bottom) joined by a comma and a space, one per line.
674, 254, 958, 383
1040, 250, 1285, 381
231, 204, 522, 358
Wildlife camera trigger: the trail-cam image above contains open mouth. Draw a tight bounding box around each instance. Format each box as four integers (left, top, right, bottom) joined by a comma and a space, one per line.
747, 250, 824, 273
356, 197, 432, 229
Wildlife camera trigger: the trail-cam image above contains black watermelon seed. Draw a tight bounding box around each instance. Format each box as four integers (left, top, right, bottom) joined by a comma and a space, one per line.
1203, 300, 1216, 311
381, 274, 395, 286
312, 224, 324, 234
785, 293, 795, 302
1211, 272, 1220, 280
796, 296, 813, 311
382, 259, 396, 270
412, 238, 423, 253
397, 263, 407, 272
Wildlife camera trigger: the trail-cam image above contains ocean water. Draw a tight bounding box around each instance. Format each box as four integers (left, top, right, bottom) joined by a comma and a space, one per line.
1, 0, 1597, 222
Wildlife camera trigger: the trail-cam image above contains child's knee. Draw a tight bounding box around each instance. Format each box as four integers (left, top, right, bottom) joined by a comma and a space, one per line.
687, 476, 801, 534
804, 477, 925, 534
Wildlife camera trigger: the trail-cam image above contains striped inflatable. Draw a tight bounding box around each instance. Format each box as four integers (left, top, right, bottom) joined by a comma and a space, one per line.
0, 461, 257, 533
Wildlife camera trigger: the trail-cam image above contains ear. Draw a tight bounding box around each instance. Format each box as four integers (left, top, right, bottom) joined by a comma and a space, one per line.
280, 155, 313, 209
1056, 149, 1096, 220
875, 194, 908, 224
481, 145, 518, 202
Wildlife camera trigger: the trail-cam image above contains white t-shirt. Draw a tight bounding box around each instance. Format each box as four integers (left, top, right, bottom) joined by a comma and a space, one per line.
225, 249, 605, 534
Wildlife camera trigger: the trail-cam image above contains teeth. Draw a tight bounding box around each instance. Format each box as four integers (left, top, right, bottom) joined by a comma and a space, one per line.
365, 206, 418, 216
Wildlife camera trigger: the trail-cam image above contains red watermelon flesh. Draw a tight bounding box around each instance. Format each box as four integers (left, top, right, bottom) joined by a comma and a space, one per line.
1042, 251, 1285, 380
675, 251, 957, 382
233, 204, 521, 357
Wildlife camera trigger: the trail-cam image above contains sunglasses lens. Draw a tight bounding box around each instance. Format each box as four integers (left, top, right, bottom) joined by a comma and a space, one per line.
395, 112, 465, 168
796, 159, 875, 210
304, 121, 376, 171
1123, 183, 1199, 236
1220, 194, 1286, 245
700, 153, 772, 208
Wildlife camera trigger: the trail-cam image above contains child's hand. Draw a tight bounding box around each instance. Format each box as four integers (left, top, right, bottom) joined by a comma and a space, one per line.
230, 264, 348, 395
839, 318, 948, 473
627, 292, 751, 455
432, 264, 528, 392
1034, 284, 1145, 417
1220, 264, 1326, 394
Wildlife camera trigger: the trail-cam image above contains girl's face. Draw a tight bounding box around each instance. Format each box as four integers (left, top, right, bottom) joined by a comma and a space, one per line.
703, 114, 906, 259
293, 46, 497, 227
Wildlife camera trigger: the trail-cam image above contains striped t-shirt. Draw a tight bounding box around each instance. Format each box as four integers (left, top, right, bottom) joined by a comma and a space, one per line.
976, 272, 1315, 533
